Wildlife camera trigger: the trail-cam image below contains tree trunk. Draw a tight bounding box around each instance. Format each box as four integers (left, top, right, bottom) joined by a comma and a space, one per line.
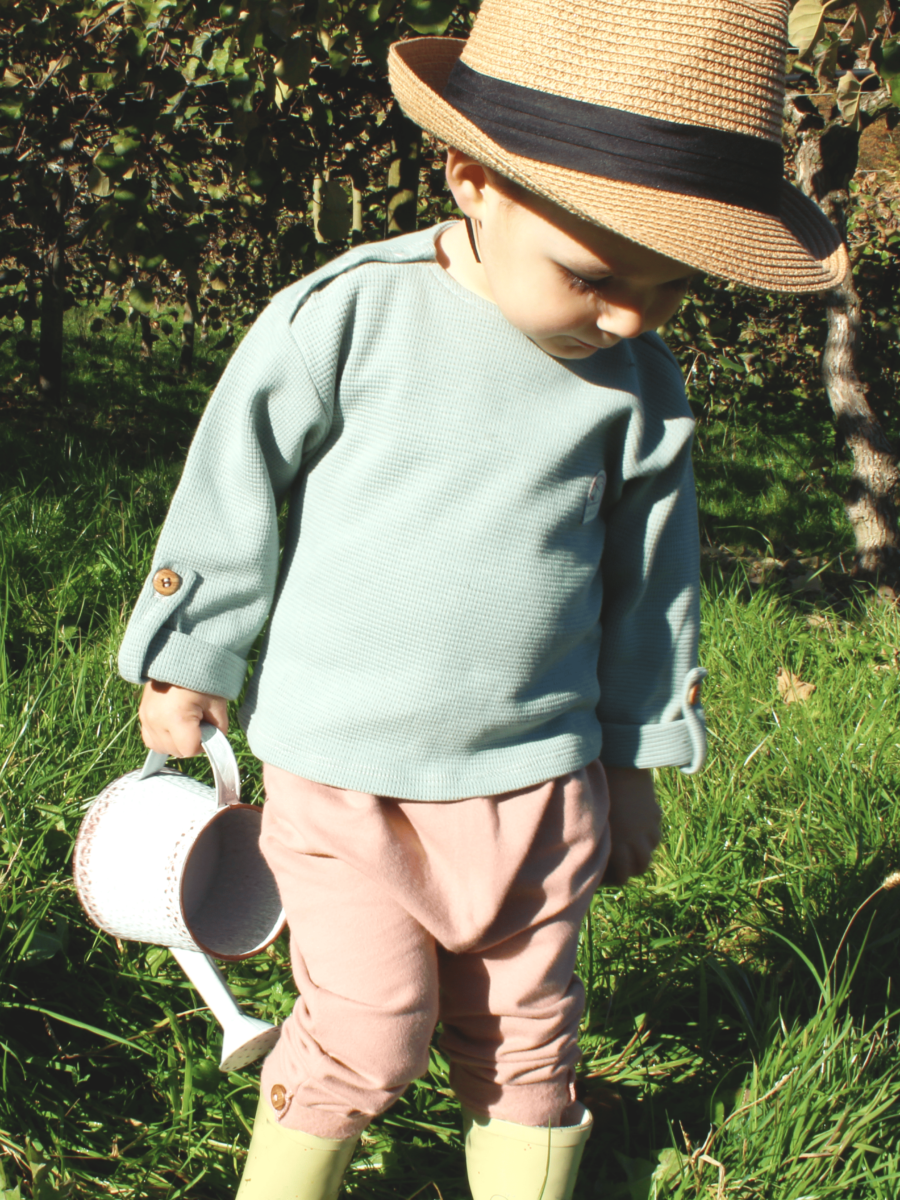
23, 271, 39, 338
180, 277, 199, 375
312, 174, 325, 243
796, 125, 900, 594
386, 104, 421, 235
38, 177, 70, 406
351, 182, 363, 244
820, 285, 900, 585
139, 314, 154, 358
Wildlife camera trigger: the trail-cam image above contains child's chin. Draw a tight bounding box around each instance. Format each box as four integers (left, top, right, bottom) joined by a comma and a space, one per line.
543, 336, 603, 359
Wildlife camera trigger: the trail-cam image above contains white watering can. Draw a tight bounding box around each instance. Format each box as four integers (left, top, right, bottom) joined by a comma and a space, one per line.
73, 723, 284, 1072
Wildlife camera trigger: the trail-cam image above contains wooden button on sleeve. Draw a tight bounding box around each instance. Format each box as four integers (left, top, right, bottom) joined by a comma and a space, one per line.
152, 568, 182, 596
687, 682, 702, 707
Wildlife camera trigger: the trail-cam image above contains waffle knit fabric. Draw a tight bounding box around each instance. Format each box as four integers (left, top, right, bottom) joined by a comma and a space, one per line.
118, 223, 703, 801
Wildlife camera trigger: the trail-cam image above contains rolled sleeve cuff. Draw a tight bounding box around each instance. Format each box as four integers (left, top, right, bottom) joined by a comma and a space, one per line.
141, 629, 247, 700
118, 563, 249, 699
600, 711, 707, 773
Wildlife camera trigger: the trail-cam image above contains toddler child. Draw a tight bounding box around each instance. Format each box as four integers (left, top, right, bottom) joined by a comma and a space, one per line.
120, 0, 847, 1195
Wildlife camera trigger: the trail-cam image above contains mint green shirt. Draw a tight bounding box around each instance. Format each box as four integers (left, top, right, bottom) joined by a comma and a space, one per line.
119, 225, 704, 800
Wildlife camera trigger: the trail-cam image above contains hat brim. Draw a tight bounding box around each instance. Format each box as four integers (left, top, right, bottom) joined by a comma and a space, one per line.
389, 38, 849, 293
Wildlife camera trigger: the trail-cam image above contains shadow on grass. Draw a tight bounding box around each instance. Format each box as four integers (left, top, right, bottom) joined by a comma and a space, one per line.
0, 322, 229, 492
691, 405, 854, 561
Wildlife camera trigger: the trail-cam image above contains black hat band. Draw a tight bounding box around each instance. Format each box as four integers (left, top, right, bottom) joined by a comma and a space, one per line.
443, 60, 784, 215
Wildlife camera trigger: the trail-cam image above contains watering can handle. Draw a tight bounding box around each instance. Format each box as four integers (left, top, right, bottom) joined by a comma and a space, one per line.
137, 722, 241, 806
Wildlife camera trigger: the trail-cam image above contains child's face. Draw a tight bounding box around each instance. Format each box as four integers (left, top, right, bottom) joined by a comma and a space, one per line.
442, 151, 697, 360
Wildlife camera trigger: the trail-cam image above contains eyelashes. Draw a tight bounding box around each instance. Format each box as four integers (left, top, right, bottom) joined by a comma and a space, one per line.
564, 270, 610, 295
565, 271, 695, 300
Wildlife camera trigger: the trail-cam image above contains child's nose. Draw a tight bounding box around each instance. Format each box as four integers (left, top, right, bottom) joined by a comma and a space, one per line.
596, 288, 655, 340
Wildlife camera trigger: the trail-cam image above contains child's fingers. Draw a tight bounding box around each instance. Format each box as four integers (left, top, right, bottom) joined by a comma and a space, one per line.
139, 680, 228, 757
139, 709, 203, 757
602, 831, 660, 885
201, 696, 230, 736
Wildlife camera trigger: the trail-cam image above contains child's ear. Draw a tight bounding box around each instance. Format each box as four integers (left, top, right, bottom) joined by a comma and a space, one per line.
445, 148, 489, 219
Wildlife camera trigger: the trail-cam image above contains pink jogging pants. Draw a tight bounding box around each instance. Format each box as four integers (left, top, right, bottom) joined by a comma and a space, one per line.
258, 760, 609, 1141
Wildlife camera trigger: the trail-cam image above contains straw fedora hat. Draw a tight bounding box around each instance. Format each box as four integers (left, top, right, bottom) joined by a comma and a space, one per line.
388, 0, 849, 292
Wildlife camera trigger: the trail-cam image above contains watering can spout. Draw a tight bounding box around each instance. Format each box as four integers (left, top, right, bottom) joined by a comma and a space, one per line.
171, 947, 281, 1073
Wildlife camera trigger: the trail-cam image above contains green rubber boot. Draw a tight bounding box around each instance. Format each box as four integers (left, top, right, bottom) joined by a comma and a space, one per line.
236, 1094, 359, 1200
463, 1104, 593, 1200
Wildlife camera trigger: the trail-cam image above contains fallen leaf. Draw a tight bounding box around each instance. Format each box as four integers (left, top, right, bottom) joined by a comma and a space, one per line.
777, 668, 816, 703
806, 613, 832, 629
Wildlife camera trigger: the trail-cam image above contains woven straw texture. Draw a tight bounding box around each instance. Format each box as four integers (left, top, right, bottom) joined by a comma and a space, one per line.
388, 0, 849, 292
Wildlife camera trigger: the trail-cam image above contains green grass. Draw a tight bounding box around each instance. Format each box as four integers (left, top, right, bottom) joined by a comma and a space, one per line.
692, 409, 855, 560
1, 316, 900, 1198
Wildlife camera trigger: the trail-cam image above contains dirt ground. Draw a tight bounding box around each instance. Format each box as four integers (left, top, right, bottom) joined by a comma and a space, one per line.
858, 115, 900, 178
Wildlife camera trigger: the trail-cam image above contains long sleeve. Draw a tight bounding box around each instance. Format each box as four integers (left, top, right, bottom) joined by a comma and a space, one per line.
118, 293, 334, 699
595, 335, 705, 771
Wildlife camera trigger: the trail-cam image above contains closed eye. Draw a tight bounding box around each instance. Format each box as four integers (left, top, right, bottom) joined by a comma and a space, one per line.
564, 269, 611, 295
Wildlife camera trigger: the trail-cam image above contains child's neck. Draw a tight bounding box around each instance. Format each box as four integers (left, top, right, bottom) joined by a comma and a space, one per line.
435, 220, 495, 306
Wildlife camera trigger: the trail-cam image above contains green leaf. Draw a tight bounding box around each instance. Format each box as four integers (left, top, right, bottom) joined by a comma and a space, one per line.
87, 165, 111, 197
207, 264, 229, 291
94, 150, 124, 176
107, 258, 129, 284
0, 1154, 22, 1199
0, 97, 26, 120
121, 27, 149, 60
113, 177, 151, 210
872, 34, 900, 107
854, 0, 882, 35
168, 174, 200, 210
210, 44, 231, 75
274, 36, 311, 87
403, 0, 456, 35
816, 32, 840, 85
81, 71, 117, 91
113, 132, 141, 158
31, 1160, 63, 1200
836, 71, 863, 129
192, 1057, 224, 1093
22, 930, 64, 963
227, 72, 257, 111
317, 178, 351, 242
128, 284, 155, 313
788, 0, 825, 56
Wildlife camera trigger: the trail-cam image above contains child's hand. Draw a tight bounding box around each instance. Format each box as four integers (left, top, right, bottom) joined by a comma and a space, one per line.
602, 765, 661, 884
139, 679, 229, 758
